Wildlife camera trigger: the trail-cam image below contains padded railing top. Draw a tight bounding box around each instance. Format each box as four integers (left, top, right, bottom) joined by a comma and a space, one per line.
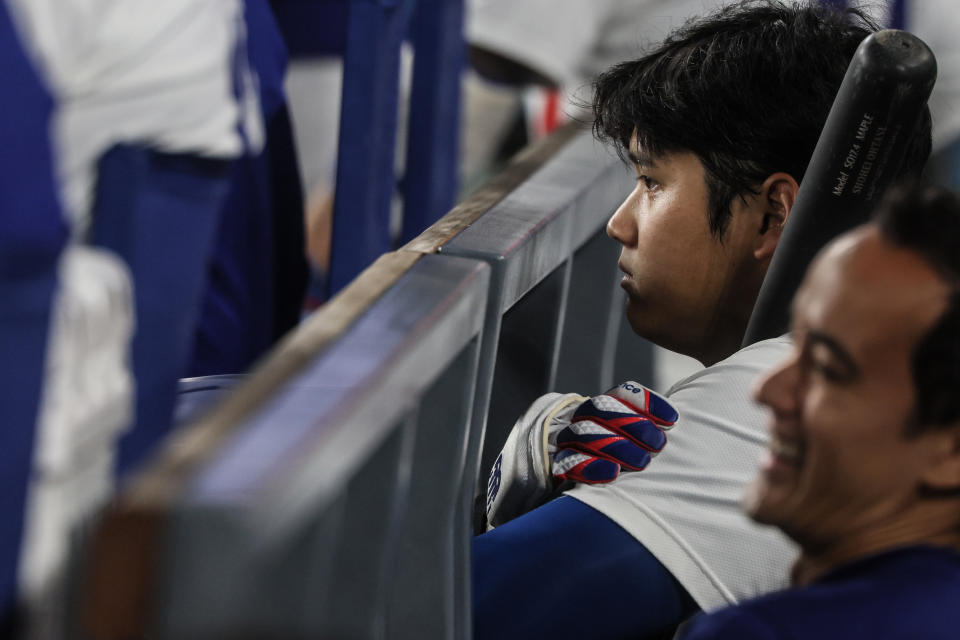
187, 254, 488, 523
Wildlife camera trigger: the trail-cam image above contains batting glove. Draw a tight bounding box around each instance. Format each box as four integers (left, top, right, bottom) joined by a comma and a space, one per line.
552, 381, 678, 484
485, 381, 677, 529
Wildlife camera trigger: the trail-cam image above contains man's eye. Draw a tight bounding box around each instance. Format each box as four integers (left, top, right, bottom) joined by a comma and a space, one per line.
797, 346, 844, 384
637, 175, 658, 190
810, 359, 846, 382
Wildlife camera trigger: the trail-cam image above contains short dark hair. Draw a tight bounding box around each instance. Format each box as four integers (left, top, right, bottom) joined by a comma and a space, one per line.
874, 183, 960, 434
593, 0, 932, 237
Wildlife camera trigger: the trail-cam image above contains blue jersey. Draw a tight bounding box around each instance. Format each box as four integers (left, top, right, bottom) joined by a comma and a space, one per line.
681, 546, 960, 640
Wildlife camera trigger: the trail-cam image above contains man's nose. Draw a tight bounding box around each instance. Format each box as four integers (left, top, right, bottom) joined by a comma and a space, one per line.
606, 192, 637, 246
753, 356, 800, 416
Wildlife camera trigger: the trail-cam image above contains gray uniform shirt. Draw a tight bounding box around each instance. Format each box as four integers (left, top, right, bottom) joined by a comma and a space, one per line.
568, 336, 797, 611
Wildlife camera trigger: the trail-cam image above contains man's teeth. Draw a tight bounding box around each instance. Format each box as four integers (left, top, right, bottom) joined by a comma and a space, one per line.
770, 436, 802, 461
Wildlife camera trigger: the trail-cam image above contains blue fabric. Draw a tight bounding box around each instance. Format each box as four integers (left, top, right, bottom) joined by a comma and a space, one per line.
327, 0, 414, 294
400, 0, 463, 244
680, 546, 960, 640
90, 146, 231, 474
473, 495, 698, 639
189, 0, 307, 377
270, 0, 349, 57
0, 2, 67, 628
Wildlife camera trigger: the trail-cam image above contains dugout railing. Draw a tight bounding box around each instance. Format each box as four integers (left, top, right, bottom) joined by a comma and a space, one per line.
77, 122, 648, 638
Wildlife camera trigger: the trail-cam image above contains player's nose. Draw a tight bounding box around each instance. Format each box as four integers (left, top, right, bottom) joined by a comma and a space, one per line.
607, 191, 638, 246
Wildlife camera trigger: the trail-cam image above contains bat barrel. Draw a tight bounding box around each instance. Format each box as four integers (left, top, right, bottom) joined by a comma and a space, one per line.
742, 29, 937, 346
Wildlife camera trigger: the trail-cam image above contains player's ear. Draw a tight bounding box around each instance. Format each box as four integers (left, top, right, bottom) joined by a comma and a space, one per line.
754, 172, 799, 261
920, 422, 960, 494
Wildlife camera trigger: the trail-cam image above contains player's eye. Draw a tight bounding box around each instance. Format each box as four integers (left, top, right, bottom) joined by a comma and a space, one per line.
637, 175, 658, 190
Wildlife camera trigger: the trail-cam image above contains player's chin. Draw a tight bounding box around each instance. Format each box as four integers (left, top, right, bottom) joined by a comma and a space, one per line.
624, 296, 654, 333
625, 302, 685, 351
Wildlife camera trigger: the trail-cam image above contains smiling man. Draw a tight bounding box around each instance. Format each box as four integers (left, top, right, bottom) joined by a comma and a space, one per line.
681, 183, 960, 639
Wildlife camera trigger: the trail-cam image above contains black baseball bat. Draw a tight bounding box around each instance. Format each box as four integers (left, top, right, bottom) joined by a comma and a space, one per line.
742, 29, 936, 346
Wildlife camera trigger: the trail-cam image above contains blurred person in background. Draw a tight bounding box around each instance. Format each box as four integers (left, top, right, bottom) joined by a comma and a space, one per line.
6, 0, 256, 238
8, 0, 305, 470
464, 0, 729, 187
3, 4, 267, 633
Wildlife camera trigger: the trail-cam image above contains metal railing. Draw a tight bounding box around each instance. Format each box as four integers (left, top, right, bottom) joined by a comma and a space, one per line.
79, 123, 650, 638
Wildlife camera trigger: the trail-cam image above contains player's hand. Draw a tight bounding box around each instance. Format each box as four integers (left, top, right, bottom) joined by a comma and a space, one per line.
485, 381, 677, 529
552, 381, 678, 485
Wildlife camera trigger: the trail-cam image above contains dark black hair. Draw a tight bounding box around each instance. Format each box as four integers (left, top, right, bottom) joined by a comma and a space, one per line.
874, 183, 960, 434
593, 0, 932, 237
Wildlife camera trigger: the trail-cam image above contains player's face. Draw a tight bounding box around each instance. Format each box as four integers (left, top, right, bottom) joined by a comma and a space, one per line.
746, 226, 949, 549
606, 138, 763, 365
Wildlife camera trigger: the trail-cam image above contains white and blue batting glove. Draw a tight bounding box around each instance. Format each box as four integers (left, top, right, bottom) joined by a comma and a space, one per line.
553, 381, 678, 483
485, 381, 678, 529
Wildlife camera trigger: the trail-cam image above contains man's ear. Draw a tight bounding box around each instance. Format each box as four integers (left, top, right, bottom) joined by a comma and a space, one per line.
921, 424, 960, 495
753, 172, 799, 261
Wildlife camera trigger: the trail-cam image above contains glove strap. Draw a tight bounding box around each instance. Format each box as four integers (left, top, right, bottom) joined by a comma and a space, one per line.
539, 394, 586, 485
